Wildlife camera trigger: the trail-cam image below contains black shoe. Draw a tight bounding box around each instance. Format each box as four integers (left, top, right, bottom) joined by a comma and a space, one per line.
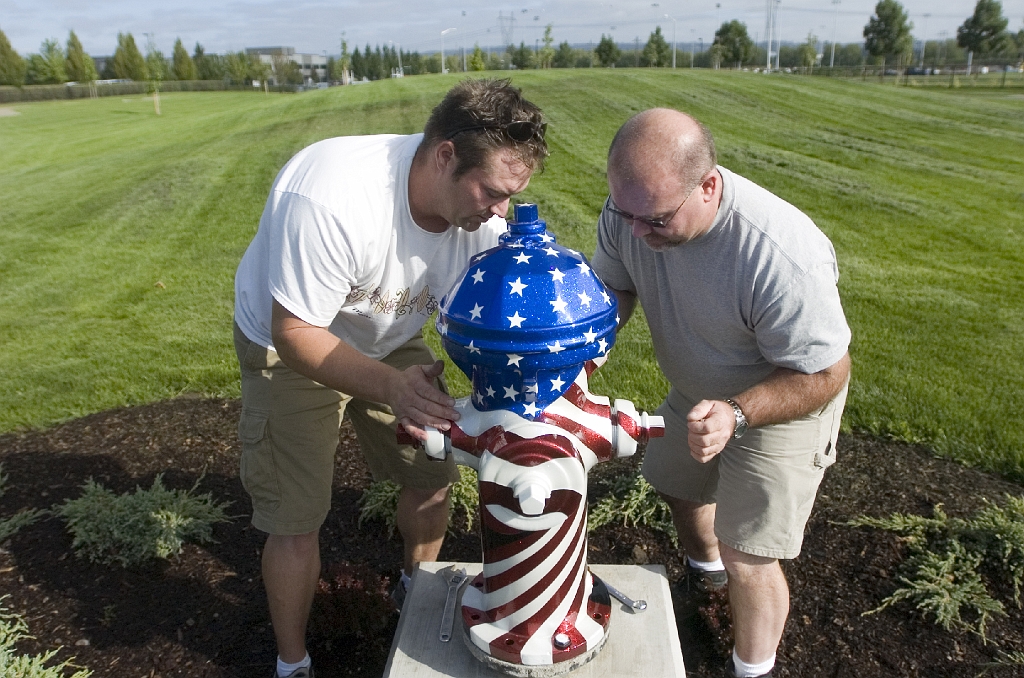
725, 656, 773, 678
672, 561, 728, 607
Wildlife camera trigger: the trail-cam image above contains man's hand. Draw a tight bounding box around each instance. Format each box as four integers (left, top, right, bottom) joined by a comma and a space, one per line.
387, 360, 460, 443
686, 400, 736, 463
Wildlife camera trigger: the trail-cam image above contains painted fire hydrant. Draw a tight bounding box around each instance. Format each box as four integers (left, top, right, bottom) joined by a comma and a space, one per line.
421, 203, 664, 676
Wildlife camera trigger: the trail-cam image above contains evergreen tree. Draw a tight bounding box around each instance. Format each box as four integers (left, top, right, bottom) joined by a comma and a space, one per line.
65, 30, 97, 82
713, 21, 755, 68
113, 32, 147, 80
641, 26, 672, 66
863, 0, 914, 70
0, 26, 27, 85
365, 45, 384, 80
172, 38, 196, 80
508, 42, 533, 69
595, 35, 621, 66
553, 41, 576, 68
957, 0, 1011, 57
351, 46, 365, 80
26, 38, 67, 84
193, 43, 225, 80
469, 45, 487, 71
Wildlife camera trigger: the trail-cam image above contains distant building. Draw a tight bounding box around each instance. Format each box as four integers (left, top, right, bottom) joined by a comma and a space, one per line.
246, 47, 327, 85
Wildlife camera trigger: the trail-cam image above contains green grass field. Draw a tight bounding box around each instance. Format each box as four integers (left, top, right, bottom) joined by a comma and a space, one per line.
1, 70, 1022, 480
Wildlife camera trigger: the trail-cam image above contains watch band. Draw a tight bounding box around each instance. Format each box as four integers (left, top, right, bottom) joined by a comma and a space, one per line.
724, 398, 748, 439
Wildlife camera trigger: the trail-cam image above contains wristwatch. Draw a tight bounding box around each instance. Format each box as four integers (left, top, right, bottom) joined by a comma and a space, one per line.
724, 398, 748, 439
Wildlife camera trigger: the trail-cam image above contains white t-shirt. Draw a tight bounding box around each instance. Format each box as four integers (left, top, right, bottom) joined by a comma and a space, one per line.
234, 133, 507, 359
592, 166, 851, 403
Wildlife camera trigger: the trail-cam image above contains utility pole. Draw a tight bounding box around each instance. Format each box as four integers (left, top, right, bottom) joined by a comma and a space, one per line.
665, 14, 677, 68
441, 27, 455, 73
919, 13, 930, 68
690, 29, 696, 67
830, 0, 840, 68
635, 36, 640, 66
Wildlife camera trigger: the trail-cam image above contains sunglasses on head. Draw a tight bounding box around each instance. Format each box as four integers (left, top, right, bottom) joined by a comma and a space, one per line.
445, 120, 547, 143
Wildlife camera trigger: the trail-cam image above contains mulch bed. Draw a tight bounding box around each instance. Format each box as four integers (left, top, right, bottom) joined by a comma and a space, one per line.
0, 396, 1022, 677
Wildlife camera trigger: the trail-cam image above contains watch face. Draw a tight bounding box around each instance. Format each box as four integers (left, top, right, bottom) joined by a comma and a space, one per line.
726, 399, 747, 439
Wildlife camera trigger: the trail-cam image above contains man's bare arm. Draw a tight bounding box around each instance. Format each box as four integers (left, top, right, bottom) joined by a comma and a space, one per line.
607, 287, 637, 330
686, 353, 851, 463
271, 300, 459, 440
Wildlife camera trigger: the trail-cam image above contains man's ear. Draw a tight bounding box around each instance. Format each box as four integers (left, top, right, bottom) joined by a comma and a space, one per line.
435, 140, 458, 174
700, 172, 719, 202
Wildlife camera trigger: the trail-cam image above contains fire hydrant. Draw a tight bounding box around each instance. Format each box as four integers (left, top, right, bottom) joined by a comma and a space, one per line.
423, 203, 664, 676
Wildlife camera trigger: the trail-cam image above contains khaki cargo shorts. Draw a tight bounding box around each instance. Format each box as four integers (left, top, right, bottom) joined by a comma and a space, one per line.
234, 322, 460, 536
642, 384, 848, 560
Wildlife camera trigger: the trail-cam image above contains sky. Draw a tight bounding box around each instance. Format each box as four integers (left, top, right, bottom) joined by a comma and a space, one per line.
4, 0, 1023, 58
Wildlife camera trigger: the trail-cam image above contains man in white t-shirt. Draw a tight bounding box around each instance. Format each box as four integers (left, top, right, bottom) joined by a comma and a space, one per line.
233, 79, 548, 678
592, 109, 851, 678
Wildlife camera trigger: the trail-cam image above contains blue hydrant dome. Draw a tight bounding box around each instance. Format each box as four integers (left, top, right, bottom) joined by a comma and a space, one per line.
438, 203, 618, 416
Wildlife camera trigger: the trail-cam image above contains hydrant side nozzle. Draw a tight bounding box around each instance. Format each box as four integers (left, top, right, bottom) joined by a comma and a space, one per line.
641, 412, 666, 439
423, 426, 451, 461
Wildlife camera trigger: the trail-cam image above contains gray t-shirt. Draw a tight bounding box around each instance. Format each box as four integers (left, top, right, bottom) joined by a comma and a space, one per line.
592, 166, 851, 403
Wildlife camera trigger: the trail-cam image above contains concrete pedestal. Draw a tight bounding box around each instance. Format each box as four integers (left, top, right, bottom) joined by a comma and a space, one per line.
383, 562, 686, 678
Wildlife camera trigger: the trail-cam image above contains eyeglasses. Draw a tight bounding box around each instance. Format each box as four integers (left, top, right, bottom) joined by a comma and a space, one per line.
607, 181, 702, 229
445, 120, 547, 143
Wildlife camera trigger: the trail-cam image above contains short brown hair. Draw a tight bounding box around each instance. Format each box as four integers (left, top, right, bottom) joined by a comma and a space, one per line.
422, 78, 548, 178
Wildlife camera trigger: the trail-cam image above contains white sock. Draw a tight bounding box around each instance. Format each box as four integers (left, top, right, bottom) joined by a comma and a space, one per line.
686, 555, 725, 572
731, 648, 775, 677
277, 653, 311, 677
400, 571, 412, 590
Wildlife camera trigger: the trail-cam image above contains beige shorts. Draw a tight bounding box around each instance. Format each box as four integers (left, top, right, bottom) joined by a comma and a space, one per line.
642, 384, 848, 560
234, 322, 460, 535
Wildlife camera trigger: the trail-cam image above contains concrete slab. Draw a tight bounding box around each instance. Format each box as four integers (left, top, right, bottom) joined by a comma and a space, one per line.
383, 562, 685, 678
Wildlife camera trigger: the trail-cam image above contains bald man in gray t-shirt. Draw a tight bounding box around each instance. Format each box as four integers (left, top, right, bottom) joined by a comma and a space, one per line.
592, 109, 850, 678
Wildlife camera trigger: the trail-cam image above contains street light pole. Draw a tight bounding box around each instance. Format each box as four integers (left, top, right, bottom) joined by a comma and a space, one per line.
830, 0, 840, 68
441, 28, 455, 73
664, 14, 677, 68
690, 29, 696, 68
142, 32, 160, 115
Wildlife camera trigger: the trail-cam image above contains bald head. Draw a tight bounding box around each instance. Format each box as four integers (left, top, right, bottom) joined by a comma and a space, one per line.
608, 108, 717, 191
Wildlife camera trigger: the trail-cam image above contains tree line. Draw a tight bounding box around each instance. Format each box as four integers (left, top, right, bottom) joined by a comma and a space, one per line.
2, 0, 1022, 88
0, 30, 287, 87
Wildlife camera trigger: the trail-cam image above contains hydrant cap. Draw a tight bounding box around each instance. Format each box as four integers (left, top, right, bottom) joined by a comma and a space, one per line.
438, 203, 618, 417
